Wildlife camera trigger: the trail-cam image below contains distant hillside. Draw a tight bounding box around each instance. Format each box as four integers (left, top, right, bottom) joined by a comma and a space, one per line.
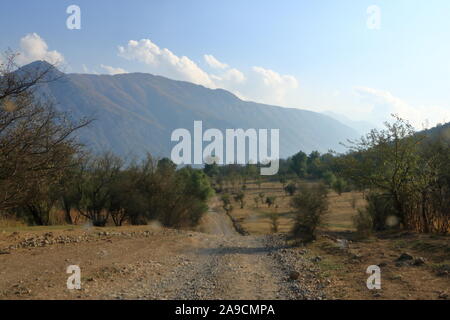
323, 110, 377, 136
25, 61, 359, 160
423, 122, 450, 141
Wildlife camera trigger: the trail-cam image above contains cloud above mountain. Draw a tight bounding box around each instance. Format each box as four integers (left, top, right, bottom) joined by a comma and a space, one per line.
118, 39, 215, 88
100, 64, 128, 75
354, 86, 450, 129
204, 54, 228, 69
117, 38, 299, 106
16, 33, 64, 65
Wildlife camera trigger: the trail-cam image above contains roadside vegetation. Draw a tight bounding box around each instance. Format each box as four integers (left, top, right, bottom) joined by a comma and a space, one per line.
0, 53, 213, 229
1, 51, 448, 237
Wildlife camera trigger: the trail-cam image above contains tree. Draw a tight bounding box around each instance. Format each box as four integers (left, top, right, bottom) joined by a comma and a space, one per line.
265, 196, 277, 208
269, 208, 280, 233
322, 170, 337, 187
221, 194, 233, 214
58, 159, 85, 224
0, 53, 90, 212
279, 175, 287, 188
204, 163, 219, 178
258, 192, 265, 204
253, 196, 260, 208
234, 191, 246, 209
332, 177, 347, 195
307, 151, 322, 178
290, 151, 307, 177
284, 182, 297, 196
13, 183, 60, 226
290, 183, 329, 242
339, 115, 424, 227
75, 153, 123, 226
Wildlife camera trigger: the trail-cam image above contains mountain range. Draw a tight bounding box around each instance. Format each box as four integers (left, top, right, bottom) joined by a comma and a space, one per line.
26, 61, 360, 160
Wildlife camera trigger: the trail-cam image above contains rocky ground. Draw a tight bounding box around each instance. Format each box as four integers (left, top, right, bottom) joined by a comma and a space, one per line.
0, 207, 327, 300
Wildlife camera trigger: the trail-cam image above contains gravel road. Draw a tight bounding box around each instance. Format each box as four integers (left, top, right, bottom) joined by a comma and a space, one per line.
0, 207, 327, 300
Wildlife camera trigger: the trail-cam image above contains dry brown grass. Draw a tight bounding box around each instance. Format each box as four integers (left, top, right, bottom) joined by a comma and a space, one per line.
228, 180, 365, 235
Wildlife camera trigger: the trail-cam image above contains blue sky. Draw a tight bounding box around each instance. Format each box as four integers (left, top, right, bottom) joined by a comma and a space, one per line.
1, 0, 450, 128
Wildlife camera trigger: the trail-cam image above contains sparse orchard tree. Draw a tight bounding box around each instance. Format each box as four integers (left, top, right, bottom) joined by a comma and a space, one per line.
290, 183, 329, 242
234, 191, 246, 209
266, 196, 277, 208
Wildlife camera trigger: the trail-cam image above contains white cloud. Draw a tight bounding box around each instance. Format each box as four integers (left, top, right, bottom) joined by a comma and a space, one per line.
204, 54, 228, 69
354, 86, 450, 129
222, 68, 246, 83
100, 64, 128, 75
16, 33, 64, 65
118, 39, 215, 87
117, 38, 300, 107
248, 66, 299, 105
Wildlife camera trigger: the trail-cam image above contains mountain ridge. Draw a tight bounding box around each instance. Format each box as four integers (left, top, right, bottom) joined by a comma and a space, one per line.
24, 61, 360, 160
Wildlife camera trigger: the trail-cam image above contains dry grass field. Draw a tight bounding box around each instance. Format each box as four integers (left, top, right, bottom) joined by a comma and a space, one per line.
224, 180, 450, 300
228, 180, 364, 235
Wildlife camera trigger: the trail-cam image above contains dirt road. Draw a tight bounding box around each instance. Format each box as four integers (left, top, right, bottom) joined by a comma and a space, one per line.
0, 205, 326, 300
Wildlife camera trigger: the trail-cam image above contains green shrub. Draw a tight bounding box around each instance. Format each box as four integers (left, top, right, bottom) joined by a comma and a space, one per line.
284, 182, 297, 196
290, 183, 328, 243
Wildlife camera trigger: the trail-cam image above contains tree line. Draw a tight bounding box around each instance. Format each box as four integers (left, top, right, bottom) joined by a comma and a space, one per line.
0, 53, 213, 228
204, 117, 450, 235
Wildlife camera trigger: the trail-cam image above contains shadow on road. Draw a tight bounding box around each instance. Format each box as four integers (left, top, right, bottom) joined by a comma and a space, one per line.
198, 244, 291, 256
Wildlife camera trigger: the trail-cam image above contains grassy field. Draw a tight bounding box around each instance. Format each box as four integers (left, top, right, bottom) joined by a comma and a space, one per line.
226, 180, 365, 235
223, 180, 450, 300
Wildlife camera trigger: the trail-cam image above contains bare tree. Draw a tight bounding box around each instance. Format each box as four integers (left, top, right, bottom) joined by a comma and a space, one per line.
0, 52, 91, 212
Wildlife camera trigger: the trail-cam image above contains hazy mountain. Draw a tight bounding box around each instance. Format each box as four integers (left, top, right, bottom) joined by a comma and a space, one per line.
25, 61, 359, 160
422, 122, 450, 141
323, 111, 377, 136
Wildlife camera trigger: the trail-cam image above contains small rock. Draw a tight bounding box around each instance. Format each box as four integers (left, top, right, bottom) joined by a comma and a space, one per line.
395, 261, 409, 267
397, 252, 414, 261
336, 239, 349, 249
378, 262, 387, 267
351, 253, 363, 260
373, 292, 382, 298
438, 292, 448, 299
390, 274, 403, 280
289, 271, 300, 280
413, 257, 426, 266
437, 270, 449, 277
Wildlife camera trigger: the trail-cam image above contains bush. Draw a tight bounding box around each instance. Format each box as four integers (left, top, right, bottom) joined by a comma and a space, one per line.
365, 192, 399, 231
332, 177, 347, 195
322, 170, 337, 187
290, 183, 328, 242
353, 208, 373, 239
234, 191, 245, 209
221, 194, 233, 214
265, 196, 277, 208
269, 209, 280, 233
75, 153, 123, 226
284, 182, 297, 196
253, 196, 260, 208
